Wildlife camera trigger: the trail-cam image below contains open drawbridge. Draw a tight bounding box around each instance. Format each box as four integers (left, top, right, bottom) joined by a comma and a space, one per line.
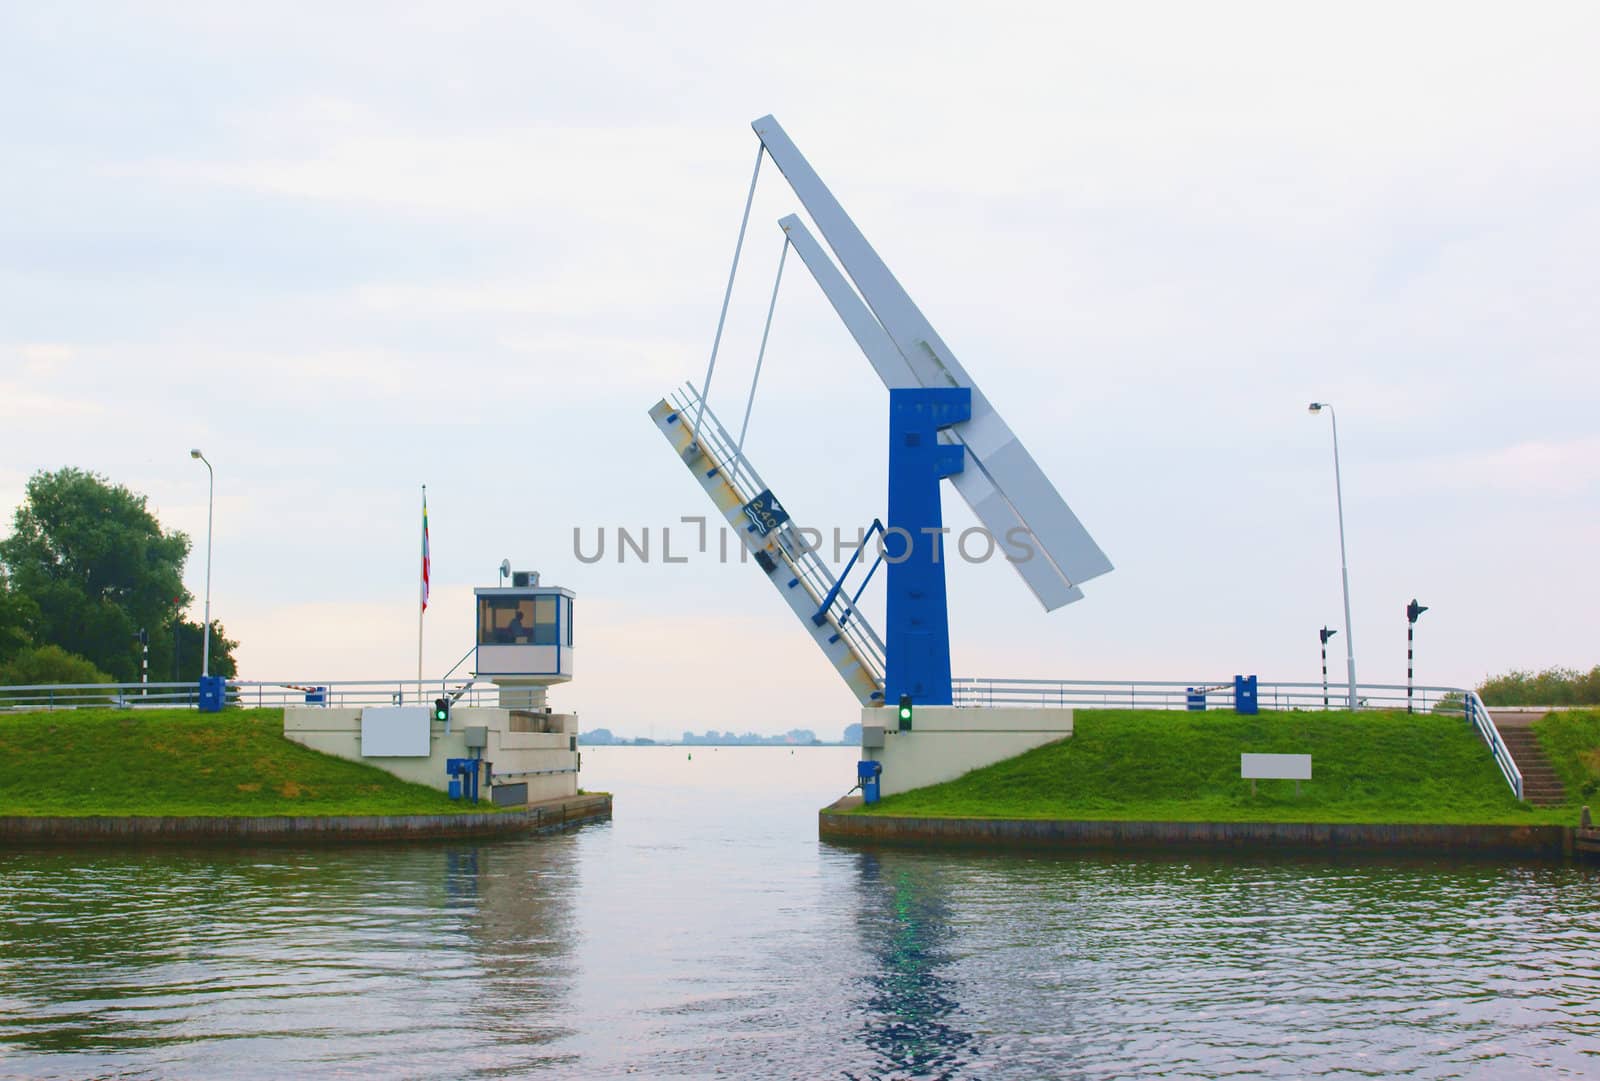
650, 385, 887, 707
651, 114, 1111, 710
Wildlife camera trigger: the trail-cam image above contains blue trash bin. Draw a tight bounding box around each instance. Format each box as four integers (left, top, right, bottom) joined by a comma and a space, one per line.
1234, 674, 1259, 715
857, 760, 883, 805
197, 675, 226, 713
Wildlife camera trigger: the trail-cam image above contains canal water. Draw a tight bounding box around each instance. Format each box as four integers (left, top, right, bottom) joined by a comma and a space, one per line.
2, 746, 1597, 1079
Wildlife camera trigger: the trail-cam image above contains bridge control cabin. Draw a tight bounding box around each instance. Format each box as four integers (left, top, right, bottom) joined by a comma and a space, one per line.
284, 569, 582, 806
475, 574, 573, 710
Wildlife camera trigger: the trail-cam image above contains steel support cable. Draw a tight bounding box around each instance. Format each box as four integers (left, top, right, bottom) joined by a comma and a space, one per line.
692, 142, 765, 445
733, 236, 790, 484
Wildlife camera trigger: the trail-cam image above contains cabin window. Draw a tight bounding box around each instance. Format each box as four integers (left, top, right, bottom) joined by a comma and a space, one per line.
532, 596, 558, 645
479, 597, 538, 645
565, 600, 574, 647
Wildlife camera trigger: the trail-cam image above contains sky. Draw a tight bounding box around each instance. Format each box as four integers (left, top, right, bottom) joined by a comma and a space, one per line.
2, 2, 1597, 737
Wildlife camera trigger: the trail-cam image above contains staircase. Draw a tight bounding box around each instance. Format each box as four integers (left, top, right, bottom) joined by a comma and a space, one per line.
1491, 711, 1566, 805
649, 386, 888, 708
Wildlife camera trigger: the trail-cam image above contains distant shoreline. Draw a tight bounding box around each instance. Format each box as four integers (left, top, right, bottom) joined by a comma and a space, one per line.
582, 741, 857, 748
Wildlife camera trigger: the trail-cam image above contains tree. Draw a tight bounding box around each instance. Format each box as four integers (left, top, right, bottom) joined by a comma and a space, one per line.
0, 644, 112, 686
171, 619, 239, 681
0, 468, 238, 682
1478, 666, 1600, 707
0, 570, 38, 664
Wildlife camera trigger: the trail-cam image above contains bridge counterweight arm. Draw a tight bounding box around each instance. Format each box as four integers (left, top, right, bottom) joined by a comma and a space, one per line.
752, 114, 1113, 596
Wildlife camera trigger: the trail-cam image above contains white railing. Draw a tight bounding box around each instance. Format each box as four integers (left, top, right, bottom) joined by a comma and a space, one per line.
951, 677, 1466, 716
1464, 690, 1524, 800
0, 681, 203, 710
0, 679, 498, 712
671, 383, 888, 686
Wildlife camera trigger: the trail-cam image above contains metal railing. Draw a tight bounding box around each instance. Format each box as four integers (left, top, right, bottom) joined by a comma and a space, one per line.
951, 677, 1466, 715
1464, 690, 1524, 800
0, 681, 203, 710
0, 679, 499, 712
671, 383, 888, 686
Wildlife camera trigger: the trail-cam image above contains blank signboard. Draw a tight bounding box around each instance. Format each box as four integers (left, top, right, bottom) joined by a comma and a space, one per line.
361, 706, 432, 757
1240, 753, 1312, 780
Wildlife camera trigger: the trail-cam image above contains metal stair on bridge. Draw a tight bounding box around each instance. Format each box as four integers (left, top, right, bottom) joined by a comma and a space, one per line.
1491, 712, 1567, 805
649, 385, 887, 707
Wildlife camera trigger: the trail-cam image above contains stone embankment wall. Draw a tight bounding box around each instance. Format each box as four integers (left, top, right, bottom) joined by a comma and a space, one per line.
2, 794, 611, 845
821, 803, 1584, 861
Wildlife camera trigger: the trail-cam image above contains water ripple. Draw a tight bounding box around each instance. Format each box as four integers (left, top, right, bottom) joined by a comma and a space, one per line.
2, 748, 1598, 1079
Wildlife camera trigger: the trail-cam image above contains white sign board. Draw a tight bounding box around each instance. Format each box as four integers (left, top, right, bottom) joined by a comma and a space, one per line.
361, 706, 432, 757
1241, 753, 1312, 780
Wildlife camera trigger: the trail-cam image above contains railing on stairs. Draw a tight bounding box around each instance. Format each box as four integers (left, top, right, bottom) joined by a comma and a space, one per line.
663, 385, 887, 697
1464, 690, 1524, 800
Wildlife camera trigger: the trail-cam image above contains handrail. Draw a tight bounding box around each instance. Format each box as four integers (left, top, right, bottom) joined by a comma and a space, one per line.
0, 679, 523, 712
952, 676, 1467, 715
671, 384, 887, 683
1464, 690, 1524, 800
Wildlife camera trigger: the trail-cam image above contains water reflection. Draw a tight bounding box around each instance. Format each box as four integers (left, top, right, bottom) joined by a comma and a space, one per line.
0, 837, 581, 1079
3, 748, 1599, 1080
847, 851, 974, 1080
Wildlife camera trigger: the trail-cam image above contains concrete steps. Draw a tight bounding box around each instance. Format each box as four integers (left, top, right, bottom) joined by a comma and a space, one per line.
1491, 711, 1567, 806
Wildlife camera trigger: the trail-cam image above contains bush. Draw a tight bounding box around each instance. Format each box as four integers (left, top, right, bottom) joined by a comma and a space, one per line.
1478, 666, 1600, 707
0, 644, 114, 687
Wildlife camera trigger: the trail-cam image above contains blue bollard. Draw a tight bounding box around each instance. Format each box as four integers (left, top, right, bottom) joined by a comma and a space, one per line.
445, 758, 480, 804
857, 760, 883, 805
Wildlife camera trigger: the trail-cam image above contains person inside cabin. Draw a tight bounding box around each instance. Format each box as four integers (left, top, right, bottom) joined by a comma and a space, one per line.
507, 609, 530, 644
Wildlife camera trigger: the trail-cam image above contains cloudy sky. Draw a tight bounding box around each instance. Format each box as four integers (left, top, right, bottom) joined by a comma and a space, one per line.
3, 2, 1597, 736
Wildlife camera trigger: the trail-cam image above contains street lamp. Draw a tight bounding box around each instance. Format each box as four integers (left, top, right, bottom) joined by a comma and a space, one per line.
1307, 402, 1357, 709
190, 449, 214, 679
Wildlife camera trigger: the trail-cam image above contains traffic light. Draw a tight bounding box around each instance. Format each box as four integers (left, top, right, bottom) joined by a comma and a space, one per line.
897, 694, 913, 731
433, 697, 450, 723
1319, 626, 1337, 645
1406, 599, 1429, 624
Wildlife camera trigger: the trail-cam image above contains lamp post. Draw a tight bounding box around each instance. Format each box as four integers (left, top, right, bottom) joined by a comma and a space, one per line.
190, 449, 214, 679
1308, 403, 1357, 709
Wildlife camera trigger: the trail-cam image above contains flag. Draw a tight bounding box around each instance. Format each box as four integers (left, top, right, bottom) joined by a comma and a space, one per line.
421, 489, 430, 612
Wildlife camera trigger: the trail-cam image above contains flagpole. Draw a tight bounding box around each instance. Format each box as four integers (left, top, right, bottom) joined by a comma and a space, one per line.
418, 484, 426, 696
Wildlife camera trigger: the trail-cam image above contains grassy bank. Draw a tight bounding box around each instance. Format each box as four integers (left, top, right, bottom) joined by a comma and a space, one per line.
1536, 709, 1600, 803
0, 708, 477, 817
856, 709, 1589, 825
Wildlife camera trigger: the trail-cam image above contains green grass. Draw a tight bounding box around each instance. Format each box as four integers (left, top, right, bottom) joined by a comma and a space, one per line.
1535, 709, 1600, 804
0, 708, 481, 817
857, 709, 1590, 826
